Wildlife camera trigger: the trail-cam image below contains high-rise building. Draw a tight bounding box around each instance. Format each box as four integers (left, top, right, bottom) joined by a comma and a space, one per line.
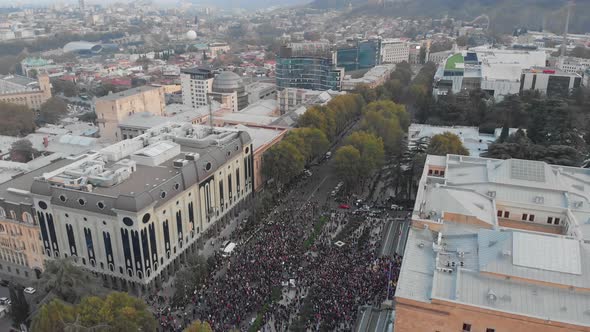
276, 43, 343, 91
336, 40, 381, 72
94, 85, 165, 142
181, 68, 215, 109
79, 0, 85, 11
7, 123, 254, 291
395, 154, 590, 332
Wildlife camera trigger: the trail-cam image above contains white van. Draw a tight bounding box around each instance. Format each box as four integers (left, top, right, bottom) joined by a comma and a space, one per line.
221, 242, 236, 258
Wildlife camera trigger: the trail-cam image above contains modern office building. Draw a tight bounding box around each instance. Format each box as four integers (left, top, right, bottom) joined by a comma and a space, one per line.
276, 43, 343, 91
520, 67, 582, 97
380, 38, 410, 64
0, 74, 52, 110
8, 123, 254, 291
95, 85, 165, 142
395, 154, 590, 332
181, 67, 215, 109
336, 40, 381, 72
209, 71, 249, 112
433, 49, 547, 100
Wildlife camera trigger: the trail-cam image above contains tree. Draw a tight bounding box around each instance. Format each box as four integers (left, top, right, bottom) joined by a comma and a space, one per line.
51, 79, 78, 97
172, 255, 208, 306
262, 141, 305, 186
39, 97, 67, 124
31, 292, 157, 332
10, 283, 30, 328
360, 100, 409, 155
427, 132, 469, 156
28, 69, 38, 79
184, 320, 213, 332
36, 258, 106, 305
0, 102, 35, 136
10, 139, 38, 162
344, 131, 385, 175
30, 297, 76, 332
333, 145, 362, 189
284, 128, 329, 163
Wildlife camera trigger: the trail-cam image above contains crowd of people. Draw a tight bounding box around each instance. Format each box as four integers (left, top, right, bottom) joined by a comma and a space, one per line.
149, 173, 405, 332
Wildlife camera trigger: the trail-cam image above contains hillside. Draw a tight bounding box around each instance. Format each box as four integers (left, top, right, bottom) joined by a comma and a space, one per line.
311, 0, 590, 34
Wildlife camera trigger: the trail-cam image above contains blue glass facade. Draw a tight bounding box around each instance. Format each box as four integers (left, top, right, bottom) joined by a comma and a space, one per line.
336, 40, 381, 72
276, 57, 342, 91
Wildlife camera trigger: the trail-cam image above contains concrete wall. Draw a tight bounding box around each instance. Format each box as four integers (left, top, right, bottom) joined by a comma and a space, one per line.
95, 87, 165, 142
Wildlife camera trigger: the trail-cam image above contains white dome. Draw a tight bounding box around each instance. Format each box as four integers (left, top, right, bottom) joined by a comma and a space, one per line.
186, 30, 197, 40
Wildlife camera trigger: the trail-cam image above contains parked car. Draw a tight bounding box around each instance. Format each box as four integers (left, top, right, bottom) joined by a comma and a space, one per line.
24, 287, 36, 294
339, 204, 351, 209
0, 297, 10, 305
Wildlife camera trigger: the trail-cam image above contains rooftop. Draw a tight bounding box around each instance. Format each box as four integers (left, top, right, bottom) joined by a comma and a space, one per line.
95, 85, 161, 102
397, 154, 590, 327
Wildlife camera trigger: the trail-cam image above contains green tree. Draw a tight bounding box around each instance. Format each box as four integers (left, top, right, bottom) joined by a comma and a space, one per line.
30, 298, 76, 332
344, 131, 385, 175
360, 100, 408, 155
10, 139, 38, 162
9, 283, 29, 328
28, 69, 38, 78
427, 132, 469, 156
39, 97, 68, 124
284, 128, 329, 163
0, 102, 35, 136
184, 320, 213, 332
31, 292, 157, 332
333, 145, 362, 189
51, 79, 78, 97
262, 141, 305, 186
172, 255, 208, 306
36, 258, 106, 305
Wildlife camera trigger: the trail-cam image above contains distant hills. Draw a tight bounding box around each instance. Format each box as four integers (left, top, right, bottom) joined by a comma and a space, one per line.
310, 0, 590, 34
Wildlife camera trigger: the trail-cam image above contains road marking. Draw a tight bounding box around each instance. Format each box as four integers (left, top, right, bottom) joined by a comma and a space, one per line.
295, 175, 328, 217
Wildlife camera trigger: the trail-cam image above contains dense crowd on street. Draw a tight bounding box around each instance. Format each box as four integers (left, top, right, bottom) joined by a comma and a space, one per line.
148, 174, 404, 332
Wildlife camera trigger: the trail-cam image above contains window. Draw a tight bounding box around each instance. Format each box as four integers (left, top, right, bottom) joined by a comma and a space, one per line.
503, 211, 509, 218
462, 323, 471, 332
554, 217, 561, 225
547, 217, 553, 224
529, 214, 535, 222
522, 213, 528, 221
486, 329, 495, 332
497, 210, 502, 217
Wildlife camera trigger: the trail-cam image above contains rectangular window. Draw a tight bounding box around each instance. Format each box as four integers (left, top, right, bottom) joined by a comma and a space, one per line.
554, 217, 560, 225
486, 329, 495, 332
497, 210, 502, 217
462, 323, 471, 332
522, 214, 528, 221
547, 217, 553, 224
503, 211, 509, 218
428, 169, 433, 175
529, 214, 535, 222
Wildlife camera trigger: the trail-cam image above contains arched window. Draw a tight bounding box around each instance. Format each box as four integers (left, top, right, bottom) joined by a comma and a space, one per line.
0, 207, 6, 218
22, 212, 33, 224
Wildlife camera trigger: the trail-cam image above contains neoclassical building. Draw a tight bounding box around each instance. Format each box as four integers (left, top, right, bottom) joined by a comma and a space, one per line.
1, 123, 253, 291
